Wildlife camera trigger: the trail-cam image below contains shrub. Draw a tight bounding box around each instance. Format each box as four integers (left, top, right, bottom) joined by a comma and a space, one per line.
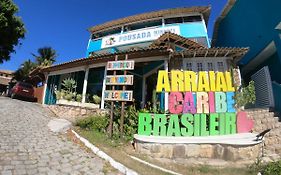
249, 160, 281, 175
76, 115, 109, 133
93, 95, 101, 104
235, 80, 256, 109
55, 90, 62, 100
62, 78, 77, 93
76, 94, 82, 102
64, 93, 73, 101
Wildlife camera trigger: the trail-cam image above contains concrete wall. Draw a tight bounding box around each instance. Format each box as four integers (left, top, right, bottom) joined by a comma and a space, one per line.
215, 0, 281, 65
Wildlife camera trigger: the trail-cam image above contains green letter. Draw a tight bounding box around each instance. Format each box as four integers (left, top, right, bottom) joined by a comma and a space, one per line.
209, 113, 219, 136
181, 114, 194, 136
153, 114, 167, 136
138, 113, 152, 136
219, 113, 225, 135
200, 114, 209, 136
194, 114, 201, 136
167, 115, 181, 136
225, 113, 237, 134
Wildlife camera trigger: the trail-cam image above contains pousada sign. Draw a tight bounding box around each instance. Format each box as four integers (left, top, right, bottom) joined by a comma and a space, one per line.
138, 70, 254, 137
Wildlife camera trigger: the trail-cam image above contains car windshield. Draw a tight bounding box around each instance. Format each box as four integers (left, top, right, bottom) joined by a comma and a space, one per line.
19, 82, 33, 89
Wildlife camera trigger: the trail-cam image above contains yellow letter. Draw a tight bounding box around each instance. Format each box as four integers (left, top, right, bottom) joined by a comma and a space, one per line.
156, 70, 170, 92
197, 71, 210, 92
184, 71, 197, 92
171, 70, 184, 92
209, 71, 216, 91
216, 72, 227, 92
225, 72, 235, 91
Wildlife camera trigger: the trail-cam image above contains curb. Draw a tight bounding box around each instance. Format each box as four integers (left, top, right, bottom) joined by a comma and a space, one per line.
71, 130, 138, 175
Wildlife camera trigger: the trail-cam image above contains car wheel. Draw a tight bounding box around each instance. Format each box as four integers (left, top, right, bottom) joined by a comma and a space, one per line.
11, 93, 16, 99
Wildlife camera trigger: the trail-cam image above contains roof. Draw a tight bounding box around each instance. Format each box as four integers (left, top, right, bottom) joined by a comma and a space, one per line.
0, 69, 14, 75
150, 32, 206, 49
41, 33, 248, 73
0, 77, 12, 85
212, 0, 237, 46
89, 6, 211, 34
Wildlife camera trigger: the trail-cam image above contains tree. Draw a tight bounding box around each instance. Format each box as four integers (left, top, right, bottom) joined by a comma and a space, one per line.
0, 0, 25, 63
13, 59, 36, 81
32, 47, 57, 66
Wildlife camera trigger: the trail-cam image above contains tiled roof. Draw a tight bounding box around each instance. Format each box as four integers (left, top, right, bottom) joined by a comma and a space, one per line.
89, 6, 211, 33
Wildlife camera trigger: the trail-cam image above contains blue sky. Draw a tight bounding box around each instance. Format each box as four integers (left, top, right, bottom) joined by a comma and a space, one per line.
0, 0, 227, 71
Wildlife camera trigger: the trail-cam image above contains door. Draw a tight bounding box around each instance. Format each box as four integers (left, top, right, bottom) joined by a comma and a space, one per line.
44, 75, 60, 105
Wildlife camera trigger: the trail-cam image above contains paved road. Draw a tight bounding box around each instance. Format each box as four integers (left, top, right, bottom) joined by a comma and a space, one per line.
0, 97, 108, 175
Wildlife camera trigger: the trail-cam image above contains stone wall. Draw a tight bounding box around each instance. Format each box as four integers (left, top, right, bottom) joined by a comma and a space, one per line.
47, 104, 109, 123
245, 108, 281, 159
135, 142, 261, 164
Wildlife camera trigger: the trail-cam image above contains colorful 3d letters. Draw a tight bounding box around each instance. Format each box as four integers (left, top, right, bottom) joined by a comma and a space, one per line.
138, 70, 254, 137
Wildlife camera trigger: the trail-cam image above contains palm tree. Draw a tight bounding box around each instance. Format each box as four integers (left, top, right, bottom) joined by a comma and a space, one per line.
32, 47, 57, 67
13, 59, 37, 81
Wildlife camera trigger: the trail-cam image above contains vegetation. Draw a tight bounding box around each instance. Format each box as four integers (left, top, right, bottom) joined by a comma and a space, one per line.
249, 159, 281, 175
32, 47, 57, 67
13, 59, 37, 81
0, 0, 25, 64
62, 78, 77, 94
235, 80, 256, 109
92, 95, 101, 104
13, 47, 57, 81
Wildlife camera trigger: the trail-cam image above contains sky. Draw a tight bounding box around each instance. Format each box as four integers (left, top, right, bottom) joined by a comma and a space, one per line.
0, 0, 227, 71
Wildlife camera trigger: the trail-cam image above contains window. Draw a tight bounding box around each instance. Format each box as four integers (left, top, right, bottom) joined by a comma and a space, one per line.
186, 62, 192, 71
164, 17, 183, 24
183, 59, 227, 72
207, 62, 214, 71
183, 15, 202, 22
197, 63, 203, 71
217, 62, 224, 72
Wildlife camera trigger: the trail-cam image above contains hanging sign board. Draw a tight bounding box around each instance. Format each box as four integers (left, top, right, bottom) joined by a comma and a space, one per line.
107, 60, 134, 70
106, 75, 134, 85
104, 90, 133, 101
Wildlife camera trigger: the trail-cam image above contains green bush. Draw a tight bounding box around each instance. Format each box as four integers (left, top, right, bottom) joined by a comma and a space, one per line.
64, 93, 73, 101
76, 115, 109, 133
92, 95, 101, 104
76, 94, 82, 102
235, 80, 256, 108
262, 161, 281, 175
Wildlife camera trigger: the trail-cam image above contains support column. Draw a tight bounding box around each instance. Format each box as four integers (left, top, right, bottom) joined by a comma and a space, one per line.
100, 66, 107, 109
164, 60, 169, 111
141, 76, 146, 108
42, 73, 49, 105
82, 67, 89, 103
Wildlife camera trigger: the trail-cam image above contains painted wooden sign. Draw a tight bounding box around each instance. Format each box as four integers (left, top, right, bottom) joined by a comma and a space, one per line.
104, 90, 133, 101
107, 60, 134, 70
105, 75, 134, 85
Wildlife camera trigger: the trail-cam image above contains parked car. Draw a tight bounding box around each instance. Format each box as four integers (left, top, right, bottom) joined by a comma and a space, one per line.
9, 82, 34, 100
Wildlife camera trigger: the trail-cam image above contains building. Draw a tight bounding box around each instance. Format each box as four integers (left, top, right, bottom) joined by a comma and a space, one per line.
0, 70, 13, 95
212, 0, 281, 111
36, 7, 248, 110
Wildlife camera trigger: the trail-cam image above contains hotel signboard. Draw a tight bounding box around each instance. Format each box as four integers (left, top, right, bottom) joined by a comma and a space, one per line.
101, 26, 180, 49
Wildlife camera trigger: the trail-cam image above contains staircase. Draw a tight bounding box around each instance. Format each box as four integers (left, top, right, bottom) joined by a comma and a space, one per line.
245, 108, 281, 160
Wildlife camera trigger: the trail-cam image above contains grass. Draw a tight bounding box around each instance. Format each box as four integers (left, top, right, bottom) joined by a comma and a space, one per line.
74, 127, 259, 175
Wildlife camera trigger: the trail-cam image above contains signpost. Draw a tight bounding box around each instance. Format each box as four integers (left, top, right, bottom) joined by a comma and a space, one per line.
105, 55, 134, 137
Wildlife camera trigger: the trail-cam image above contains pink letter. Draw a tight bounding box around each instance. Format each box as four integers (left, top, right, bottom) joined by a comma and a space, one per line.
169, 92, 183, 114
183, 92, 196, 114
